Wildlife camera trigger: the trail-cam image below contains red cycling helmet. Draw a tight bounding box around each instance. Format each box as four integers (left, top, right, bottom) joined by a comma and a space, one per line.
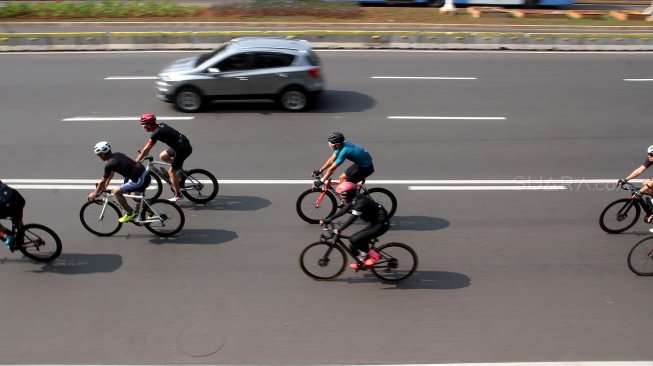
140, 113, 157, 129
336, 181, 358, 199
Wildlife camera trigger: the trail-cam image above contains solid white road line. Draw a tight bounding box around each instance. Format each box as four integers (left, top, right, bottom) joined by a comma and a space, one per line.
62, 116, 194, 122
624, 78, 653, 81
388, 116, 507, 120
408, 186, 568, 191
372, 76, 477, 80
104, 76, 158, 80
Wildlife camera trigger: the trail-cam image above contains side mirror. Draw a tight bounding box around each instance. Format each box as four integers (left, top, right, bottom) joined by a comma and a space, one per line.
207, 67, 220, 74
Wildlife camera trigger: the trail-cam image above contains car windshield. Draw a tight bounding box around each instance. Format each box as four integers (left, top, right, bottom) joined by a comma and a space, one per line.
195, 44, 229, 67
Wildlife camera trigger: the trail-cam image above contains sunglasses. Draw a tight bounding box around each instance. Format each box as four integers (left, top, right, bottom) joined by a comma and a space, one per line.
648, 153, 653, 157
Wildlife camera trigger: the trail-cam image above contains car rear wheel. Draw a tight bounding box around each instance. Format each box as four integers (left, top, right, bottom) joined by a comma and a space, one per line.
175, 88, 203, 113
279, 87, 309, 112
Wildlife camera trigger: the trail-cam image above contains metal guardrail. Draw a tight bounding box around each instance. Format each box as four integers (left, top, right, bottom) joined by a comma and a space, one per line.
1, 30, 652, 51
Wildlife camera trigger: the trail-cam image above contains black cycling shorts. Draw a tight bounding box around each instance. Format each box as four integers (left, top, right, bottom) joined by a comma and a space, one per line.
345, 163, 374, 184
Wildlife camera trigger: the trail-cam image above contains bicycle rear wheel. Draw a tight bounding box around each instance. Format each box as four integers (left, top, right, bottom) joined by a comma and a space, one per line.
18, 223, 62, 262
79, 200, 123, 236
300, 242, 347, 280
628, 237, 653, 276
296, 189, 337, 224
144, 199, 185, 237
366, 187, 397, 218
181, 168, 219, 203
370, 242, 418, 282
599, 198, 641, 234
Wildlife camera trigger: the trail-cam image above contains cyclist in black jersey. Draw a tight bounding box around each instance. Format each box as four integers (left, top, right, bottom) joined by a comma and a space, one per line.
320, 181, 390, 270
0, 180, 25, 249
619, 145, 653, 232
87, 141, 152, 223
135, 113, 192, 202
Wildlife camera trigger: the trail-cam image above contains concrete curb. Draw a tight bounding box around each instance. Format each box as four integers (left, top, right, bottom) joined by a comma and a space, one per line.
1, 30, 653, 51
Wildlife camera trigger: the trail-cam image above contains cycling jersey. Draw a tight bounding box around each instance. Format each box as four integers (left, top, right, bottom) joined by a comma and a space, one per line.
150, 123, 190, 152
325, 194, 389, 253
333, 141, 373, 168
103, 152, 146, 182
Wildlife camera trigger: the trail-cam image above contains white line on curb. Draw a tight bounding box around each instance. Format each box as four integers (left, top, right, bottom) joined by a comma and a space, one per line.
104, 76, 158, 80
388, 116, 507, 120
372, 76, 477, 80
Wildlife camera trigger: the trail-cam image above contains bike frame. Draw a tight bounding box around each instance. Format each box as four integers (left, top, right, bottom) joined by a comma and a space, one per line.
312, 177, 370, 209
620, 182, 653, 217
96, 190, 164, 224
320, 224, 378, 268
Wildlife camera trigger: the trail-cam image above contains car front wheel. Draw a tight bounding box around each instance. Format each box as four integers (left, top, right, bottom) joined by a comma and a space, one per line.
175, 88, 203, 113
279, 87, 309, 112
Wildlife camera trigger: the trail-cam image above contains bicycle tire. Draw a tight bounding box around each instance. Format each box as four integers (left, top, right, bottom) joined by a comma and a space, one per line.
366, 187, 397, 218
144, 199, 185, 237
299, 241, 347, 280
628, 236, 653, 275
181, 168, 219, 203
296, 189, 337, 224
18, 223, 62, 262
79, 200, 123, 236
370, 242, 418, 282
599, 198, 641, 234
123, 174, 163, 201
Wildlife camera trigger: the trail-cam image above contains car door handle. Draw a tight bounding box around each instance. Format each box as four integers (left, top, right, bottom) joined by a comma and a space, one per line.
237, 77, 248, 80
276, 73, 288, 78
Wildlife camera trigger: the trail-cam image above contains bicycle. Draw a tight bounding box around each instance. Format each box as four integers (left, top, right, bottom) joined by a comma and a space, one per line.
126, 155, 219, 203
1, 219, 62, 262
299, 223, 417, 282
79, 189, 185, 237
599, 181, 653, 234
627, 236, 653, 275
296, 174, 397, 224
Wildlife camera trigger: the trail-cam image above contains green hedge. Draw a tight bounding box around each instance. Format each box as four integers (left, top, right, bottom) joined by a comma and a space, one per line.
0, 0, 203, 19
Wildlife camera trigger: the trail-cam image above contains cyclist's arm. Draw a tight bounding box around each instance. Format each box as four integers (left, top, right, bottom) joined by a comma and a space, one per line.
625, 165, 647, 181
324, 202, 353, 224
87, 173, 113, 200
135, 139, 156, 162
336, 212, 358, 233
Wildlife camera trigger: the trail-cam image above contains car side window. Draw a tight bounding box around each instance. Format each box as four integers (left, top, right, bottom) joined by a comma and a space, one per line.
216, 53, 252, 72
252, 52, 295, 70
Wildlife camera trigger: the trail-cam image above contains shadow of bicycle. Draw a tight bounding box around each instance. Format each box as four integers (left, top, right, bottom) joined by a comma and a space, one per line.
147, 229, 238, 245
180, 195, 271, 212
339, 270, 470, 290
29, 253, 123, 275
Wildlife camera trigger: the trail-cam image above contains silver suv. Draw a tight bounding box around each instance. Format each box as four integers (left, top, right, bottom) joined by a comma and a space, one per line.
156, 37, 324, 113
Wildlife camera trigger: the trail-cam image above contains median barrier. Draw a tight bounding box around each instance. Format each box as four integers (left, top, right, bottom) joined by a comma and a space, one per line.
1, 30, 653, 51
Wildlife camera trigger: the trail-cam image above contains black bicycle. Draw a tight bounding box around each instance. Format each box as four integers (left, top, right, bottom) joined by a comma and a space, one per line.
627, 236, 653, 276
296, 174, 397, 224
599, 181, 653, 234
2, 219, 62, 262
299, 223, 417, 282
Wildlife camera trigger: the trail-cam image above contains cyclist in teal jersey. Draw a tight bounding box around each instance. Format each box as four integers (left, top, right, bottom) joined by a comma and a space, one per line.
313, 132, 374, 187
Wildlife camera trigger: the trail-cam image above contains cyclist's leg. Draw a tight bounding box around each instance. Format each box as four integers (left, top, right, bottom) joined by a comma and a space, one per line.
344, 163, 374, 184
169, 145, 192, 198
160, 148, 174, 164
117, 173, 149, 215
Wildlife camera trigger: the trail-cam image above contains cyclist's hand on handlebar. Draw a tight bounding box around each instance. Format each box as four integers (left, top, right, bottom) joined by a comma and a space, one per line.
312, 169, 322, 177
632, 190, 643, 199
86, 192, 97, 201
313, 178, 324, 188
617, 179, 628, 188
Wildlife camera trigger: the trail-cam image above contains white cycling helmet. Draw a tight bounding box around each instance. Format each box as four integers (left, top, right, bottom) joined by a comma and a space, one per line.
93, 141, 111, 155
647, 145, 653, 154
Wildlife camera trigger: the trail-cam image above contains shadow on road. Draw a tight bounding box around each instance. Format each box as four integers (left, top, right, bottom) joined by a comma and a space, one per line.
183, 89, 375, 114
30, 253, 122, 275
340, 270, 470, 290
148, 229, 238, 245
390, 215, 450, 231
181, 195, 271, 212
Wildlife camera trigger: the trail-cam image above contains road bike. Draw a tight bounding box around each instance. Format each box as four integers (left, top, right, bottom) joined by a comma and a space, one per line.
296, 174, 397, 224
599, 181, 653, 234
126, 156, 219, 203
627, 236, 653, 275
1, 219, 62, 262
79, 189, 185, 237
299, 223, 417, 282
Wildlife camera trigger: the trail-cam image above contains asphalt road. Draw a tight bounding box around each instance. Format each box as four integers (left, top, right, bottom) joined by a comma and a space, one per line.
0, 50, 652, 365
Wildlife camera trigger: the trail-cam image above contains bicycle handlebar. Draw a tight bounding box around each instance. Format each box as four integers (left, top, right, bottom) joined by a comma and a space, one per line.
621, 181, 637, 192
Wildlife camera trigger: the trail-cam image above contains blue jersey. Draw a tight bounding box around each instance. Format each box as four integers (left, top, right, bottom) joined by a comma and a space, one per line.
334, 141, 373, 168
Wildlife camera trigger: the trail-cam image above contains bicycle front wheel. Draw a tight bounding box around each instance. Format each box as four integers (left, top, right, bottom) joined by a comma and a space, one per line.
181, 168, 219, 203
371, 242, 418, 282
296, 189, 337, 224
300, 242, 347, 280
79, 200, 123, 236
599, 198, 641, 234
19, 223, 62, 262
144, 199, 185, 237
366, 187, 397, 218
628, 237, 653, 276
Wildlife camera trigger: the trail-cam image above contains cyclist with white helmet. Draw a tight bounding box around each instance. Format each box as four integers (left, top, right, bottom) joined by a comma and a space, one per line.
320, 181, 390, 270
135, 113, 192, 202
618, 145, 653, 199
313, 132, 374, 187
87, 141, 151, 223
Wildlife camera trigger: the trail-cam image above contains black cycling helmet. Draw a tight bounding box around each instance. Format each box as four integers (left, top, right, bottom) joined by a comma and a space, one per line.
327, 132, 345, 144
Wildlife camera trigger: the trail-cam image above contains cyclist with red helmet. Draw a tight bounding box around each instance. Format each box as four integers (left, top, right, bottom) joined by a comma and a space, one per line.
135, 113, 193, 202
313, 132, 374, 187
320, 181, 390, 270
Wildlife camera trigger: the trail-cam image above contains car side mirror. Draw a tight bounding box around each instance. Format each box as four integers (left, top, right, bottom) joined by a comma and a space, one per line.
207, 67, 220, 74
